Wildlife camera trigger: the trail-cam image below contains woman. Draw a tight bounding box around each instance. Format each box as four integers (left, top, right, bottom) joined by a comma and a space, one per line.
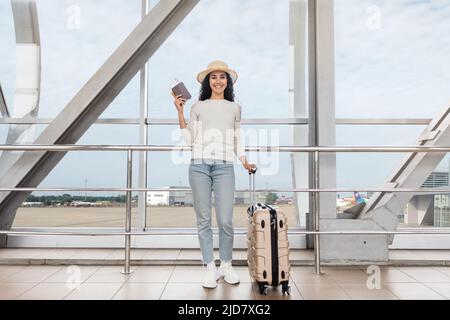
173, 60, 256, 289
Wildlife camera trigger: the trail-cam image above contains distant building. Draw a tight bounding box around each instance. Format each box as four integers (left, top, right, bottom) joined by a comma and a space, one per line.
404, 170, 450, 226
435, 194, 450, 227
21, 202, 44, 208
147, 189, 170, 206
276, 195, 293, 205
148, 187, 268, 206
430, 170, 450, 227
421, 171, 449, 188
168, 186, 193, 206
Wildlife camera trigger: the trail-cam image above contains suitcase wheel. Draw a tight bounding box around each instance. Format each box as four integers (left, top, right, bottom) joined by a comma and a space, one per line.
258, 283, 269, 295
282, 283, 291, 295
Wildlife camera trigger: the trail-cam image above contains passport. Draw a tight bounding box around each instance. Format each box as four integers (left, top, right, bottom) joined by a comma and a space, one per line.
171, 79, 192, 100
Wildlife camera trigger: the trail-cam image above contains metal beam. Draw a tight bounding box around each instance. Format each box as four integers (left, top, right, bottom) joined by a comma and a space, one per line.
0, 0, 199, 241
138, 0, 150, 231
359, 105, 450, 234
0, 84, 9, 118
0, 0, 41, 178
0, 117, 435, 125
0, 118, 311, 125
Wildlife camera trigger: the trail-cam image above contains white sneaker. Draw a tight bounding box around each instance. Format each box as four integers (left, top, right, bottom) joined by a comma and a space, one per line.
202, 262, 218, 289
217, 261, 240, 285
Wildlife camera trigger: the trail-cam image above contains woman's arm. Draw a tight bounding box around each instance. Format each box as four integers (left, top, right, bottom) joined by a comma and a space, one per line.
177, 110, 187, 129
173, 93, 195, 145
235, 105, 256, 172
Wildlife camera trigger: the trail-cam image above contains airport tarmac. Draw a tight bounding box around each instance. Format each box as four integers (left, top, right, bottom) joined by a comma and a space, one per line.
13, 205, 298, 228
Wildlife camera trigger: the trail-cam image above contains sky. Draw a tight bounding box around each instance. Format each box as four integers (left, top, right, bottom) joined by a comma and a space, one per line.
0, 0, 449, 196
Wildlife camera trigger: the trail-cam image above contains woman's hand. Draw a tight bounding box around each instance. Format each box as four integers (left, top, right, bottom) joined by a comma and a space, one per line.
242, 160, 257, 173
172, 92, 187, 113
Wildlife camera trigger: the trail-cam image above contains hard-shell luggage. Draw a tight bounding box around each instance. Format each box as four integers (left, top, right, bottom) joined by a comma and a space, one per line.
246, 169, 291, 295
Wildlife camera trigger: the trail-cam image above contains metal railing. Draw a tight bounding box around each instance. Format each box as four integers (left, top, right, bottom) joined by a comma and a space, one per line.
1, 144, 450, 275
0, 117, 435, 125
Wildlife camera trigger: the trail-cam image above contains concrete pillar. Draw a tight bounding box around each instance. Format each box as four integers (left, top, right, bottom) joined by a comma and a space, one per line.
289, 0, 309, 229
313, 0, 337, 221
405, 195, 434, 226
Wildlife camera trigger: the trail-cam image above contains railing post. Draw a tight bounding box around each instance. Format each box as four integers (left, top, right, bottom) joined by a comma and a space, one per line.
313, 150, 323, 275
122, 149, 134, 274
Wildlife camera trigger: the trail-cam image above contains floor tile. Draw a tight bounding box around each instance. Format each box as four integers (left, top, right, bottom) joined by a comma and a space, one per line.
65, 283, 124, 300
383, 283, 446, 300
43, 266, 100, 283
0, 283, 37, 300
423, 283, 450, 299
208, 283, 255, 300
433, 267, 450, 278
397, 267, 450, 283
290, 267, 337, 284
128, 267, 173, 283
322, 267, 368, 285
0, 266, 26, 281
113, 283, 166, 300
376, 267, 418, 283
84, 266, 132, 283
340, 284, 399, 300
295, 283, 350, 300
16, 283, 75, 300
4, 266, 62, 283
160, 283, 208, 300
169, 266, 205, 283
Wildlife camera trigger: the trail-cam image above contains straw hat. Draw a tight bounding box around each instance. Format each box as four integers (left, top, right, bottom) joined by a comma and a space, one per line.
196, 60, 238, 84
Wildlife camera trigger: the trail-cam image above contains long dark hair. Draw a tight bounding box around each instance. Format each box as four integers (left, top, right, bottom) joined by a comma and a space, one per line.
199, 72, 235, 102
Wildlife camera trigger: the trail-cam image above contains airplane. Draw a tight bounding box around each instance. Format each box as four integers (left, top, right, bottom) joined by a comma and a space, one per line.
71, 201, 102, 207
22, 202, 44, 207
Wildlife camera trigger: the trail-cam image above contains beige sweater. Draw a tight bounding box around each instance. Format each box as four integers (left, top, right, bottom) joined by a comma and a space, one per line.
181, 99, 246, 162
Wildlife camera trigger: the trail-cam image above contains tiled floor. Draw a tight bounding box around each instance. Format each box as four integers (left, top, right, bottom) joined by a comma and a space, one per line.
1, 264, 450, 300
1, 248, 450, 300
3, 248, 450, 265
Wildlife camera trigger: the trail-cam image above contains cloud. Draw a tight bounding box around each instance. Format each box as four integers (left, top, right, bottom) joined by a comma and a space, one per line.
36, 0, 141, 117
335, 0, 450, 118
148, 0, 289, 118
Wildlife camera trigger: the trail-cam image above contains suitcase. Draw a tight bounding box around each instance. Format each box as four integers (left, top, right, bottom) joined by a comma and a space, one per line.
246, 168, 291, 295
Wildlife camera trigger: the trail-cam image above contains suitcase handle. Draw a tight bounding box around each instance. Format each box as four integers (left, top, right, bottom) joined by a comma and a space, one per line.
248, 168, 257, 207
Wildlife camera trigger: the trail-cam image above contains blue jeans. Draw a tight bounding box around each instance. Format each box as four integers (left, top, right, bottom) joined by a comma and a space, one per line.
189, 158, 235, 264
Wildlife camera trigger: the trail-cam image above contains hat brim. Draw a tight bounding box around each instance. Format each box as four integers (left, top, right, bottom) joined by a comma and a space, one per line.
196, 68, 238, 84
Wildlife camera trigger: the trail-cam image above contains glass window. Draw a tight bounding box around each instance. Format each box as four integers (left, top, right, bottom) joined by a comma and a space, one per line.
335, 0, 450, 228
9, 0, 141, 227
